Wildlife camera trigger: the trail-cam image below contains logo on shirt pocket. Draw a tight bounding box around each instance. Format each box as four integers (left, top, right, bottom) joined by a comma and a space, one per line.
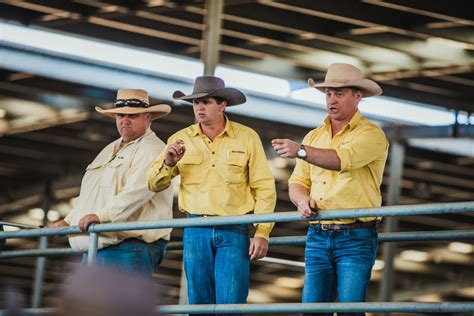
225, 149, 247, 184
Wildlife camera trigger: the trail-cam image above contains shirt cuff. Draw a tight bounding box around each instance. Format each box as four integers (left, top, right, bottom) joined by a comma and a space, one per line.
288, 178, 311, 190
96, 210, 110, 223
254, 225, 272, 240
335, 148, 351, 172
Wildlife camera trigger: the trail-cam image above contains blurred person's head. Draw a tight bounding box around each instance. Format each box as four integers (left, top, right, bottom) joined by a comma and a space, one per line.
57, 264, 160, 316
2, 287, 27, 316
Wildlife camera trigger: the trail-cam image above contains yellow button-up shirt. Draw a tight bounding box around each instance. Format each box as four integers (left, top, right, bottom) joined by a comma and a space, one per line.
289, 111, 389, 224
65, 129, 174, 251
147, 119, 276, 239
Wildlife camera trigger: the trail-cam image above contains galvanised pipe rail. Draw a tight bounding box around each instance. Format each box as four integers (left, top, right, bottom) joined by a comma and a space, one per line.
268, 229, 474, 246
2, 230, 473, 259
158, 302, 474, 314
8, 302, 474, 314
0, 248, 80, 259
1, 201, 473, 240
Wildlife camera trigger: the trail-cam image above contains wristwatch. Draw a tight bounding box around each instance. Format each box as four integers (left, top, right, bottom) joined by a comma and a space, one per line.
296, 144, 307, 160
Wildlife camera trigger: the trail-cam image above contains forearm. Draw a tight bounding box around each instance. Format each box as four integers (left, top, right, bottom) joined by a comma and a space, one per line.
304, 147, 341, 171
289, 183, 310, 207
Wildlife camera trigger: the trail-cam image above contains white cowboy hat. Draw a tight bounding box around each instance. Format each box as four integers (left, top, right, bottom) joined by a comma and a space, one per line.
95, 89, 171, 120
308, 63, 382, 97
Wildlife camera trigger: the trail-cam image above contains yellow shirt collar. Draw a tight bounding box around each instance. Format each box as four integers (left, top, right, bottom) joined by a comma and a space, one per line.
186, 115, 236, 139
324, 110, 362, 132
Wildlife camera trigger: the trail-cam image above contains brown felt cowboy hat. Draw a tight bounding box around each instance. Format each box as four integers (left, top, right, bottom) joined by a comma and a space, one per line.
95, 89, 171, 120
308, 63, 382, 98
172, 76, 246, 106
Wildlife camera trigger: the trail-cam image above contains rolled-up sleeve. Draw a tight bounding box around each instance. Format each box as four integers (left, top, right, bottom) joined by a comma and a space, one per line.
336, 126, 388, 172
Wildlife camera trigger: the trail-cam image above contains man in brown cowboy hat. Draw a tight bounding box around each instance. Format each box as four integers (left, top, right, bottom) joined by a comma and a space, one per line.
147, 76, 276, 313
272, 63, 389, 316
53, 88, 174, 276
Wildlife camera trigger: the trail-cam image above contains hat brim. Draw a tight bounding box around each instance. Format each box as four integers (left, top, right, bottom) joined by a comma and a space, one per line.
172, 88, 246, 106
95, 104, 171, 121
308, 78, 382, 98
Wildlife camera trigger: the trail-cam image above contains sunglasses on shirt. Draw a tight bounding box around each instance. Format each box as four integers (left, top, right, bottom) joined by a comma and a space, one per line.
114, 99, 149, 108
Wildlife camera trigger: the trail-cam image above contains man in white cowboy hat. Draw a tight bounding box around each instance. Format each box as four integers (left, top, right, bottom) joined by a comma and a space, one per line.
53, 88, 174, 276
147, 76, 276, 313
272, 63, 389, 316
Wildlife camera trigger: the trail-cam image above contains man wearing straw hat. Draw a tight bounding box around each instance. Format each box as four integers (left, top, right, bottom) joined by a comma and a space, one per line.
53, 88, 174, 276
272, 63, 389, 315
148, 76, 276, 312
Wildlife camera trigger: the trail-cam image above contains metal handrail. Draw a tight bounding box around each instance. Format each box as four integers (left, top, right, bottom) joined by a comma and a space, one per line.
1, 201, 473, 240
2, 230, 474, 259
11, 302, 474, 314
158, 302, 474, 314
1, 201, 473, 315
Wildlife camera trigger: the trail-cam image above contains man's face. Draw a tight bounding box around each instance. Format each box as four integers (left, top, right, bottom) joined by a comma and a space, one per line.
325, 87, 362, 122
192, 97, 226, 125
115, 113, 150, 143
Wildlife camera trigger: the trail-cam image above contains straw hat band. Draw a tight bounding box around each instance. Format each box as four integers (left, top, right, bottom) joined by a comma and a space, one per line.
114, 98, 150, 108
95, 88, 171, 121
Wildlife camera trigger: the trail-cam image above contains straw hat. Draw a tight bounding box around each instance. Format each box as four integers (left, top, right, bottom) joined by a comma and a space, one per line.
308, 63, 382, 97
173, 76, 246, 106
95, 89, 171, 120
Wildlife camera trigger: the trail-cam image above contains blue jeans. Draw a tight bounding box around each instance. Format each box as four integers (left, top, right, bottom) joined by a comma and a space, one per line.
183, 214, 250, 316
88, 238, 167, 277
303, 225, 378, 316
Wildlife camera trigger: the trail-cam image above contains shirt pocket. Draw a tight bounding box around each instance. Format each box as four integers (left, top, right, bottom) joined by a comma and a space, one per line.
82, 162, 103, 187
179, 154, 203, 185
225, 154, 247, 184
100, 160, 123, 188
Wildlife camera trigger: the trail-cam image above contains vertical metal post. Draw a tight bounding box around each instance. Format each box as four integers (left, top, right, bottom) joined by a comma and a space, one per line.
202, 0, 224, 76
87, 228, 99, 265
31, 180, 52, 308
378, 140, 405, 305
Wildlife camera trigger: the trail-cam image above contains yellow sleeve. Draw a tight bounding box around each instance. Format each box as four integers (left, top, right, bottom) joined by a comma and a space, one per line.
247, 130, 276, 240
147, 140, 180, 193
336, 126, 388, 172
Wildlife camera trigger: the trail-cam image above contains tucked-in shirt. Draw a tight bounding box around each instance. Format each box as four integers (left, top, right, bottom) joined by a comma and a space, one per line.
147, 118, 276, 239
289, 111, 389, 224
65, 129, 173, 251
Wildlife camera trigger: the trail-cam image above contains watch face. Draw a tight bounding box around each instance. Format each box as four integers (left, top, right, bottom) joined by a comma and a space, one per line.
297, 148, 307, 158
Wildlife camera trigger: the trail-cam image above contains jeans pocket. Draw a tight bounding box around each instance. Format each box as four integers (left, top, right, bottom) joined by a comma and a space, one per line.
347, 228, 377, 241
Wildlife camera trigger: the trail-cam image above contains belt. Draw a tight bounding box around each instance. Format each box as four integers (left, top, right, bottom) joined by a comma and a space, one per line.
187, 214, 217, 218
312, 221, 379, 231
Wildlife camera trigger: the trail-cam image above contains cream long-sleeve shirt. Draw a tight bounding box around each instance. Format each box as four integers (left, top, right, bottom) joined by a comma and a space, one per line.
65, 129, 173, 251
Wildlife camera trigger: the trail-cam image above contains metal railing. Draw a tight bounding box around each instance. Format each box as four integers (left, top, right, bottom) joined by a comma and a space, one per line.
2, 230, 474, 260
1, 201, 474, 314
